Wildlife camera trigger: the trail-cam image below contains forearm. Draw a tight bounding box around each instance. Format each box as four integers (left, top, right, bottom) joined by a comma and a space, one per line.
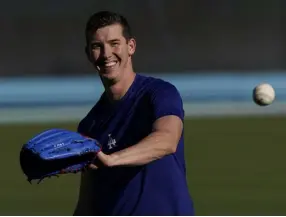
109, 131, 177, 167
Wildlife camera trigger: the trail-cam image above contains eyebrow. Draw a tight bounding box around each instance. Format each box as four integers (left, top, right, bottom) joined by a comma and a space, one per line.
90, 39, 120, 44
90, 41, 101, 46
108, 39, 120, 43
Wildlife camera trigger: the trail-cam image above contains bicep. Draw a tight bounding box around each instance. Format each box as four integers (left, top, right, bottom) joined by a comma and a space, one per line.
151, 82, 184, 122
150, 82, 184, 148
153, 115, 183, 146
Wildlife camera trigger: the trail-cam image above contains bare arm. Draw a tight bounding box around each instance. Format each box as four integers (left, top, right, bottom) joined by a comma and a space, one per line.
94, 115, 183, 168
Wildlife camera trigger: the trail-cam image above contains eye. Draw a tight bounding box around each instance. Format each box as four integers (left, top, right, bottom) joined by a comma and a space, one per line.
91, 43, 101, 50
111, 42, 120, 47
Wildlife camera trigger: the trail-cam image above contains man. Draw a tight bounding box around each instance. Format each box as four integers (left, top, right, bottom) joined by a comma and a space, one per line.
74, 11, 194, 215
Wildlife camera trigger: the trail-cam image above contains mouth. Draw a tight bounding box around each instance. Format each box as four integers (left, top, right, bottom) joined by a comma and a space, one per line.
97, 60, 118, 72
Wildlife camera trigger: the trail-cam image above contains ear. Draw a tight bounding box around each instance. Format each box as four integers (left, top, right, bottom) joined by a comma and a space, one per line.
127, 38, 136, 56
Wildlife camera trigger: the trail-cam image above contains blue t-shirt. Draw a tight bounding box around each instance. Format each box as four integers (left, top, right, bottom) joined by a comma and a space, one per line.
77, 74, 194, 215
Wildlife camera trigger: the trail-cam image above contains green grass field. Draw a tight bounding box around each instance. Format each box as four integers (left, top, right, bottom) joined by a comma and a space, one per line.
1, 116, 286, 215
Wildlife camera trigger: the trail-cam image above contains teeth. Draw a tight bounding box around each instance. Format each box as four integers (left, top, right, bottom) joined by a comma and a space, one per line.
105, 61, 116, 67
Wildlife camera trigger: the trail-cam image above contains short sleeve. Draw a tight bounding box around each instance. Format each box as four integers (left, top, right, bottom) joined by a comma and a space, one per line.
77, 118, 86, 134
150, 80, 184, 121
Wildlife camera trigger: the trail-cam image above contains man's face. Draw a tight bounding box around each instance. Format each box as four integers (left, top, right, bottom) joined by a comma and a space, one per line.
87, 24, 136, 82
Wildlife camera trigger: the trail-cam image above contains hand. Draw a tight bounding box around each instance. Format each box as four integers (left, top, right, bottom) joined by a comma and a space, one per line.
88, 151, 115, 169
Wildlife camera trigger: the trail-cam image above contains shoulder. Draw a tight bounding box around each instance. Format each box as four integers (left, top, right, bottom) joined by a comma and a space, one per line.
145, 76, 182, 102
77, 93, 105, 133
137, 75, 184, 121
137, 74, 182, 99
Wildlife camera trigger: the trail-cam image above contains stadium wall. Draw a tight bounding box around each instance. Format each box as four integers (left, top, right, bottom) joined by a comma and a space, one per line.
1, 73, 286, 123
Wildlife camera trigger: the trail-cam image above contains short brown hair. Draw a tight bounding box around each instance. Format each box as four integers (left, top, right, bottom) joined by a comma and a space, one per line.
85, 11, 133, 44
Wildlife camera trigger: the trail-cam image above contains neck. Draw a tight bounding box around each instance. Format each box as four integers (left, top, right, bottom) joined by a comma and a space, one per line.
102, 70, 136, 102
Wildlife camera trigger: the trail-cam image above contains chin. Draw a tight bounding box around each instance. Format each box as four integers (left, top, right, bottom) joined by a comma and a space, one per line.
100, 70, 121, 81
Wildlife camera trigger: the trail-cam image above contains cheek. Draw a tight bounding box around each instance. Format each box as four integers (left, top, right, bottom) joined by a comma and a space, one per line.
91, 50, 100, 60
113, 47, 122, 55
115, 47, 129, 59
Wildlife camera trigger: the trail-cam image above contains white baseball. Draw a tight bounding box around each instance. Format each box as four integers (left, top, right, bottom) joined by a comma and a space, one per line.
253, 83, 275, 106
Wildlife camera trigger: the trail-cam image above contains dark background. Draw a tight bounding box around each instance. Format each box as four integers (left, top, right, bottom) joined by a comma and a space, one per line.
1, 0, 285, 77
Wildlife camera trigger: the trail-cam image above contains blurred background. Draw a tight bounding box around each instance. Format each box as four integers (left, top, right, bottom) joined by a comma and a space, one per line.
1, 0, 286, 76
1, 0, 286, 215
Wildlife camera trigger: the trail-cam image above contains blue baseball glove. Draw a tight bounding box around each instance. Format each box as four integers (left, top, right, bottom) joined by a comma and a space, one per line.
20, 128, 101, 184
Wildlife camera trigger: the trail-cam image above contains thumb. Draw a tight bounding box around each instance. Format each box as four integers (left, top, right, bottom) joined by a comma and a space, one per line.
88, 164, 99, 170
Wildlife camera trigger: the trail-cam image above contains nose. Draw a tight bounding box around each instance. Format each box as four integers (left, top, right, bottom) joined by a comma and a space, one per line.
101, 44, 112, 59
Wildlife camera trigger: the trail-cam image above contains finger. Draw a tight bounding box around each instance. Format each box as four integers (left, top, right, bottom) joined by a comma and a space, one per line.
88, 164, 99, 170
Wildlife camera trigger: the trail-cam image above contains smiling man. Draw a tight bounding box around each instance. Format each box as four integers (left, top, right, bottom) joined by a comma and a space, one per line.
73, 11, 195, 216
